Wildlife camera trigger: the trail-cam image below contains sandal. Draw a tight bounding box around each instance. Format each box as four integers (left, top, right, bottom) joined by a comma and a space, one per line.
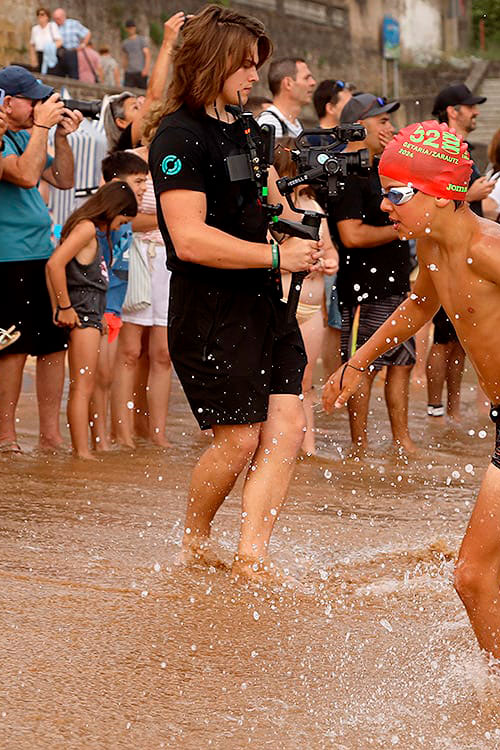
0, 326, 21, 351
0, 441, 23, 454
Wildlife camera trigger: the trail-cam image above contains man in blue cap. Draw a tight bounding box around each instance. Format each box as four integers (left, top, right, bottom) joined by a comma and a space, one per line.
0, 65, 83, 454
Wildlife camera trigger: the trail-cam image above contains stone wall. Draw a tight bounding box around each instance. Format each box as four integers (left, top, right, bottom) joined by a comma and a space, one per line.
2, 0, 471, 95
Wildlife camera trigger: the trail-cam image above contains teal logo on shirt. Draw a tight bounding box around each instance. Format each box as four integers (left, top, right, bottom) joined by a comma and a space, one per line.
161, 154, 182, 176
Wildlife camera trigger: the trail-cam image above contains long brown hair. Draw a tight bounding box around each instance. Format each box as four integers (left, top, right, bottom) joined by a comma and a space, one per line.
61, 182, 137, 263
146, 4, 272, 134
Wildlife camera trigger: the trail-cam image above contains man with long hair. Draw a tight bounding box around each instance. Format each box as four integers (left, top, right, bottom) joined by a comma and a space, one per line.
149, 5, 324, 584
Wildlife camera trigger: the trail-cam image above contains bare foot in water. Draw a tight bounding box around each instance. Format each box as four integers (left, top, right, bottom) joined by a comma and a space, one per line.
178, 538, 228, 570
231, 555, 300, 589
72, 450, 99, 461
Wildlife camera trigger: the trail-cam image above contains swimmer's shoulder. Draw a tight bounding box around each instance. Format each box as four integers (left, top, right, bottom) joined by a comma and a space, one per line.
468, 217, 500, 283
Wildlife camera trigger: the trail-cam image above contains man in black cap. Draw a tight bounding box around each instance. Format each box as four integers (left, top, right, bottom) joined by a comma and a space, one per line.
328, 92, 416, 454
0, 66, 82, 454
425, 82, 494, 423
122, 19, 151, 90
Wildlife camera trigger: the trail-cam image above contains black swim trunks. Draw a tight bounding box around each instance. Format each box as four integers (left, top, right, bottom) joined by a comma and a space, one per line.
168, 274, 307, 430
433, 307, 458, 345
490, 405, 500, 470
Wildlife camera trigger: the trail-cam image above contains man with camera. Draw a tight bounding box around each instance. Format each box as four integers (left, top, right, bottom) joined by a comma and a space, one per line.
329, 92, 415, 454
0, 66, 82, 453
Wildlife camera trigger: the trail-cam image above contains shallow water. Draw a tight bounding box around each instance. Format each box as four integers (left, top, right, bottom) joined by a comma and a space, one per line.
1, 363, 500, 749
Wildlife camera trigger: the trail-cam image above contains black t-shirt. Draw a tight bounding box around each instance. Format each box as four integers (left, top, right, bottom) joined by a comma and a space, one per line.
149, 105, 269, 287
328, 163, 411, 308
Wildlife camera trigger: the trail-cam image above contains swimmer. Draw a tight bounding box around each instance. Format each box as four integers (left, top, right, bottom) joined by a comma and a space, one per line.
323, 119, 500, 661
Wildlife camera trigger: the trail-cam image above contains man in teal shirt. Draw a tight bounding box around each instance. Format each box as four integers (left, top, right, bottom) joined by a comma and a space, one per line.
0, 66, 82, 453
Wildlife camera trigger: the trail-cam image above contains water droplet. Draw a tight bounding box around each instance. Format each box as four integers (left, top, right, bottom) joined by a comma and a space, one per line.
253, 611, 260, 621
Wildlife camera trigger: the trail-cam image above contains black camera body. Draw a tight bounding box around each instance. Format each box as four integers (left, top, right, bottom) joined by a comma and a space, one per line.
63, 98, 101, 120
277, 125, 370, 199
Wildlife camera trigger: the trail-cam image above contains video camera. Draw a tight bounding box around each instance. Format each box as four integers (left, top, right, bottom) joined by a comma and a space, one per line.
224, 102, 370, 320
276, 125, 369, 200
62, 98, 101, 120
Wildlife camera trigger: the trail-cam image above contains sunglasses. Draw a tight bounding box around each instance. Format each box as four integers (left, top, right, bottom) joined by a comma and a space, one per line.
335, 80, 355, 91
381, 186, 418, 205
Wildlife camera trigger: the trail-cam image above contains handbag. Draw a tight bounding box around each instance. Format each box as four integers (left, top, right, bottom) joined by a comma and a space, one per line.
49, 23, 65, 61
122, 235, 152, 313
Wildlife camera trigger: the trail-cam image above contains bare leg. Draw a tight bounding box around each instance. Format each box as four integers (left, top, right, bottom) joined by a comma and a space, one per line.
0, 352, 27, 446
37, 350, 66, 450
384, 364, 417, 453
182, 422, 261, 560
90, 334, 116, 451
236, 394, 305, 563
300, 310, 324, 455
67, 328, 100, 459
133, 329, 150, 440
426, 342, 449, 419
412, 320, 432, 386
455, 464, 500, 659
446, 340, 465, 422
146, 325, 172, 446
347, 370, 376, 449
322, 326, 341, 383
110, 322, 142, 448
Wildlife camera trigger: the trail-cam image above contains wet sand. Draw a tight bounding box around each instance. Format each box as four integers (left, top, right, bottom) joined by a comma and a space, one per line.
1, 363, 500, 749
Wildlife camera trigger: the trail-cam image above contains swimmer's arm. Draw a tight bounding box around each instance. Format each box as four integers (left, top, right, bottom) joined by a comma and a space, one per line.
336, 218, 398, 248
323, 263, 440, 411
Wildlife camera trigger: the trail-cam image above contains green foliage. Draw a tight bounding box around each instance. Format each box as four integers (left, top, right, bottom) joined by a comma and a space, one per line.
472, 0, 500, 47
149, 20, 163, 46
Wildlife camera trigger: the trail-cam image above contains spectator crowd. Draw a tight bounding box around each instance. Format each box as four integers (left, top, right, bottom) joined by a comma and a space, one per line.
0, 5, 496, 462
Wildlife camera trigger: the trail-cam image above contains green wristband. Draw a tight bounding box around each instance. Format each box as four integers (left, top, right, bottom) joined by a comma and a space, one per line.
271, 241, 280, 271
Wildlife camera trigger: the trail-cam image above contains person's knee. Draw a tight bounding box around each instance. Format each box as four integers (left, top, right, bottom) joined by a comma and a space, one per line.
217, 427, 260, 462
151, 345, 171, 369
120, 341, 141, 367
454, 558, 484, 604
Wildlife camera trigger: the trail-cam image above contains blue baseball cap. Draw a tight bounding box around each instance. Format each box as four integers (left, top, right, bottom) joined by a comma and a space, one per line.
0, 66, 54, 100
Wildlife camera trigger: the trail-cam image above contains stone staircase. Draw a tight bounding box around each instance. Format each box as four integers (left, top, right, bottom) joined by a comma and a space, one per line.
470, 76, 500, 148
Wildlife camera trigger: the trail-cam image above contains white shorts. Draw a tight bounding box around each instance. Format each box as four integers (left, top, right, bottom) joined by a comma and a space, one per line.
122, 239, 171, 327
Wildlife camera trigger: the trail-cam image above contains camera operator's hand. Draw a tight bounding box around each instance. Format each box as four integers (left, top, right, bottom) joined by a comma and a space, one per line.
56, 107, 83, 137
33, 93, 66, 129
280, 237, 323, 273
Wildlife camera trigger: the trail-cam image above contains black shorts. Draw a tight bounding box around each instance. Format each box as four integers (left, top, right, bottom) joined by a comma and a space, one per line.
168, 274, 307, 430
0, 259, 68, 357
433, 307, 458, 345
70, 286, 106, 331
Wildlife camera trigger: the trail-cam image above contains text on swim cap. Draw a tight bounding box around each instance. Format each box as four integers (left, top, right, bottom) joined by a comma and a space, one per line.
408, 125, 463, 157
401, 142, 460, 164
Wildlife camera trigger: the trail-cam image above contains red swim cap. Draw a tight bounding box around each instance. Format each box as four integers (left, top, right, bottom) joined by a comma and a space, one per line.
379, 120, 473, 201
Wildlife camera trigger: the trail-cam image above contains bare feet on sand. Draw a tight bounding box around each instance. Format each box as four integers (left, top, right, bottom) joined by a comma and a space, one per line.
178, 538, 228, 570
231, 555, 300, 589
